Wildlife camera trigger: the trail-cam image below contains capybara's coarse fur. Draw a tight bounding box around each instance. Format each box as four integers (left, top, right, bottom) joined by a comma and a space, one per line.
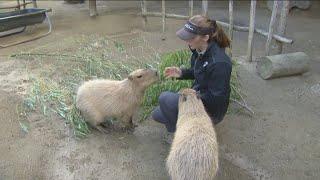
166, 88, 218, 180
76, 69, 158, 132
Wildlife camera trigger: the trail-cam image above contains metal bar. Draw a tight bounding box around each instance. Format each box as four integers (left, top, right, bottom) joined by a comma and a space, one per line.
247, 0, 257, 62
265, 0, 279, 56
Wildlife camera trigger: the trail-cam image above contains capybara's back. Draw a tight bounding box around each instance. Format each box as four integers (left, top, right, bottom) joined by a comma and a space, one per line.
166, 89, 218, 180
76, 79, 121, 127
76, 69, 159, 132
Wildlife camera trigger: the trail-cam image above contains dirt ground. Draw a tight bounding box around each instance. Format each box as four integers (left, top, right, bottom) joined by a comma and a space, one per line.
0, 1, 319, 180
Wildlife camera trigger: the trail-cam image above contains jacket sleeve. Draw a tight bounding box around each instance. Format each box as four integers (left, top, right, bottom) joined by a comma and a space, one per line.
200, 62, 231, 108
178, 52, 196, 80
178, 68, 194, 80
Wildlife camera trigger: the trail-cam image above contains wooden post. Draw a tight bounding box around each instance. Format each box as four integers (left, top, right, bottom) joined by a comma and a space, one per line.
189, 0, 193, 17
22, 0, 26, 9
32, 0, 37, 8
228, 0, 234, 57
202, 0, 208, 16
247, 0, 256, 62
141, 0, 147, 29
16, 0, 21, 10
161, 0, 166, 40
265, 0, 279, 56
276, 0, 290, 54
89, 0, 98, 17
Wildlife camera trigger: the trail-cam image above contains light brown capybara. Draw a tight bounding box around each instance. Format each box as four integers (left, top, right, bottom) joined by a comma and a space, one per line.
76, 69, 158, 133
166, 88, 218, 180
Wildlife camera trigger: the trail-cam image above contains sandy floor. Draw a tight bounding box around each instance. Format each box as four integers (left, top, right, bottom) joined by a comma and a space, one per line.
0, 1, 319, 180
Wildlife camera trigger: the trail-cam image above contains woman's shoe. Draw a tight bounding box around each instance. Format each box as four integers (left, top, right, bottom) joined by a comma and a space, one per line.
163, 132, 174, 144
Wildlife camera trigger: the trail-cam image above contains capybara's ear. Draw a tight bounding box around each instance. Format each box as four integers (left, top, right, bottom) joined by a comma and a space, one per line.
181, 94, 187, 102
183, 95, 187, 102
178, 88, 186, 94
196, 91, 201, 100
128, 74, 133, 81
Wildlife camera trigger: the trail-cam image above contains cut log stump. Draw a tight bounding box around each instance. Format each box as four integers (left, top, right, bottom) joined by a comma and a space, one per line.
257, 52, 310, 80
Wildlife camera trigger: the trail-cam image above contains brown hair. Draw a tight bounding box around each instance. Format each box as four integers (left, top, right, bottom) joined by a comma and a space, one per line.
189, 15, 231, 48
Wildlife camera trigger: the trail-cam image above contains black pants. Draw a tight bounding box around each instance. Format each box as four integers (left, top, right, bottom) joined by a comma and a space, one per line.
152, 91, 223, 133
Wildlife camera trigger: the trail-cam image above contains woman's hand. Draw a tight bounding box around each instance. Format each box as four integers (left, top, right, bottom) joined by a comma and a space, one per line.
164, 67, 182, 78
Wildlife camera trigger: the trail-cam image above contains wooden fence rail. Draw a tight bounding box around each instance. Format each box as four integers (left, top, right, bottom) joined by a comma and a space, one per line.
88, 0, 293, 61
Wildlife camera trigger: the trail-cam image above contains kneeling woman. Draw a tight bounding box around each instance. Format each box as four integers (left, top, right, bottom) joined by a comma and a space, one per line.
152, 15, 232, 143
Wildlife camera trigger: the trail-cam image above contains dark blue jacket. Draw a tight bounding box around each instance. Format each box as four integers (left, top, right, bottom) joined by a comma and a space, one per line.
179, 41, 232, 123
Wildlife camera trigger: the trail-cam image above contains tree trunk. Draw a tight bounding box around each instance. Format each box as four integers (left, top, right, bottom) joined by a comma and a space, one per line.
257, 52, 310, 80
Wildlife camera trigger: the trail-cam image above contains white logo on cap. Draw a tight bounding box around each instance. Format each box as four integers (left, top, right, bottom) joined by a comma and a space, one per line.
185, 24, 194, 31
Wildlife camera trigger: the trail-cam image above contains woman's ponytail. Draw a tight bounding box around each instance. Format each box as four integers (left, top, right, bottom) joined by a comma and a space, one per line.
209, 19, 231, 48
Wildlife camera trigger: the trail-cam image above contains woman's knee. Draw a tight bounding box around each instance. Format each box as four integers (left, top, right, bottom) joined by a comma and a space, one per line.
159, 91, 171, 106
152, 106, 169, 124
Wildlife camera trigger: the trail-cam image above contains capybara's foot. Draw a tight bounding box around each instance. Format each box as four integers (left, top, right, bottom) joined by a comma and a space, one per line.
95, 125, 110, 134
124, 127, 135, 134
120, 124, 135, 134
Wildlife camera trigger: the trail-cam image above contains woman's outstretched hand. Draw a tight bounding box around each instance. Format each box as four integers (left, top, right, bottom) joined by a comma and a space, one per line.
164, 67, 182, 78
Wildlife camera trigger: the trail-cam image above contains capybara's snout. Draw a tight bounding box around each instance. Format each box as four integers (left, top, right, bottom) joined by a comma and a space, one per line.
147, 68, 159, 77
146, 68, 160, 82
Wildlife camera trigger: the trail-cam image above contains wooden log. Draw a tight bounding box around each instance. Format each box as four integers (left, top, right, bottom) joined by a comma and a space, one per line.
202, 0, 208, 16
228, 0, 234, 57
247, 0, 256, 62
265, 0, 279, 56
189, 0, 193, 17
89, 0, 98, 17
276, 0, 290, 54
257, 52, 310, 80
161, 0, 166, 40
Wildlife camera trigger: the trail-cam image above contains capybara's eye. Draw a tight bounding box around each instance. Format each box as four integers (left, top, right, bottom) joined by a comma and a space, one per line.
137, 75, 142, 78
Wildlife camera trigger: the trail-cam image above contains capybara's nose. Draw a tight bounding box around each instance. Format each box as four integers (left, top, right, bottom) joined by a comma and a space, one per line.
149, 68, 158, 76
